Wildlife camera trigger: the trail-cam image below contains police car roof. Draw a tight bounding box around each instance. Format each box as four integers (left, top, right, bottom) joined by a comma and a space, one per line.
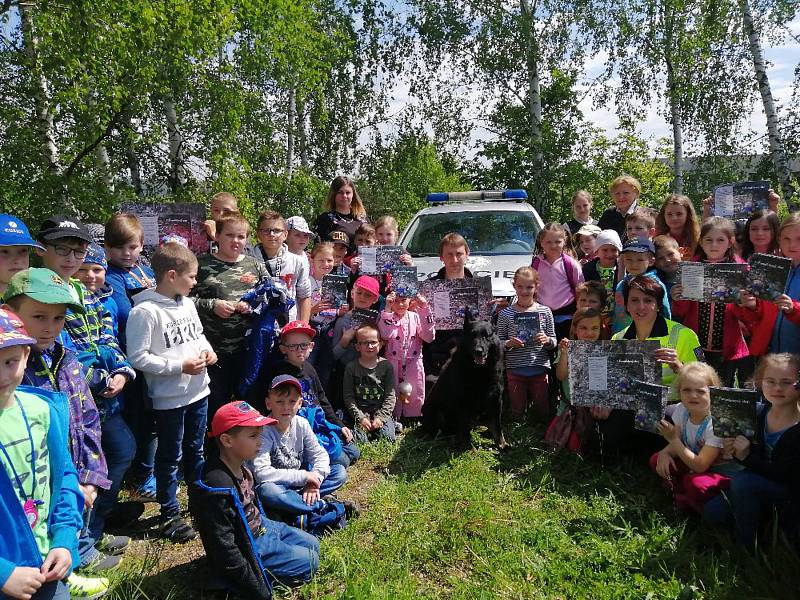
414, 201, 537, 215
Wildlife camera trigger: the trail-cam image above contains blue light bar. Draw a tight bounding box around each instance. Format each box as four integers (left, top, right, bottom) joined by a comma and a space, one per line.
426, 189, 528, 203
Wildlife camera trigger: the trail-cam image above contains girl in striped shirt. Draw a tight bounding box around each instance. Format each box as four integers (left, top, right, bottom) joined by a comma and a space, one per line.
497, 267, 556, 422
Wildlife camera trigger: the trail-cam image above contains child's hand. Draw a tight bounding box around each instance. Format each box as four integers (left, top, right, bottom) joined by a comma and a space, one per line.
558, 338, 569, 352
657, 419, 679, 443
372, 417, 384, 430
41, 547, 72, 583
2, 566, 45, 599
311, 299, 332, 315
738, 289, 757, 309
79, 484, 97, 509
203, 219, 216, 241
201, 350, 218, 367
732, 435, 751, 460
533, 332, 549, 346
182, 357, 206, 375
359, 417, 372, 431
236, 301, 252, 314
504, 337, 525, 350
302, 482, 320, 505
413, 294, 428, 308
213, 300, 237, 319
101, 373, 128, 398
350, 256, 362, 271
399, 253, 413, 266
655, 451, 676, 480
340, 427, 354, 443
722, 437, 735, 460
305, 471, 322, 488
773, 294, 794, 313
337, 304, 350, 317
702, 194, 712, 219
768, 188, 780, 212
670, 285, 683, 302
590, 406, 611, 420
385, 292, 397, 306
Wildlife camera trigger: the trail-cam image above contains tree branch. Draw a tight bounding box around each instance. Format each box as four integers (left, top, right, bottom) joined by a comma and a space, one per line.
63, 110, 122, 179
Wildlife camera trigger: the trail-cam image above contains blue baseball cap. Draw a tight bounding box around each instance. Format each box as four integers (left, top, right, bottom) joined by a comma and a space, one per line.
0, 214, 45, 250
83, 243, 108, 270
622, 237, 655, 254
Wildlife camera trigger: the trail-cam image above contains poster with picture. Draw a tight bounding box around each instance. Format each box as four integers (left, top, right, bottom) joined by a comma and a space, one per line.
631, 381, 669, 433
514, 311, 542, 347
120, 202, 208, 256
747, 253, 791, 301
676, 262, 748, 303
390, 266, 419, 298
712, 181, 770, 220
568, 340, 661, 409
360, 245, 404, 274
350, 308, 380, 329
709, 387, 758, 438
321, 274, 350, 307
420, 276, 493, 330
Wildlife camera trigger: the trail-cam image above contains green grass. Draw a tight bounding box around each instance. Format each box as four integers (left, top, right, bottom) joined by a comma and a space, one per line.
106, 425, 800, 599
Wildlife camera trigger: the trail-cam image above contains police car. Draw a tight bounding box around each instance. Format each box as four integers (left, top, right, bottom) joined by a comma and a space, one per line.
399, 190, 544, 298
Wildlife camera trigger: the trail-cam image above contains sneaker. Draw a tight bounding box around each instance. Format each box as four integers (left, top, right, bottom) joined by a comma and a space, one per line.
96, 534, 130, 556
79, 552, 121, 574
104, 501, 145, 530
130, 473, 157, 502
67, 572, 110, 599
322, 495, 361, 519
160, 516, 197, 543
395, 421, 404, 435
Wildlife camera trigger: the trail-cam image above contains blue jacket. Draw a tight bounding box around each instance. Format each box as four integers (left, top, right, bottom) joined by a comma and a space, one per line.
0, 386, 83, 592
105, 262, 155, 350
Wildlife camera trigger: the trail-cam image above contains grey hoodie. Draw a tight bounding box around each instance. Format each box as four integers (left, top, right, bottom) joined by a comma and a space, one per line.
126, 288, 213, 410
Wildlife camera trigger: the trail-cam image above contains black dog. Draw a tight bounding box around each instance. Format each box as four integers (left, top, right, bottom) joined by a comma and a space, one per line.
422, 308, 507, 449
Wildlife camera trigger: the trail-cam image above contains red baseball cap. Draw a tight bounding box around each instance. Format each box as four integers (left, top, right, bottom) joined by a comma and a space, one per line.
209, 401, 276, 437
353, 275, 380, 297
280, 320, 316, 339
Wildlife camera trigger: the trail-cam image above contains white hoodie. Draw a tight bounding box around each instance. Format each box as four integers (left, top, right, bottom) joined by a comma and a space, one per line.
126, 288, 213, 410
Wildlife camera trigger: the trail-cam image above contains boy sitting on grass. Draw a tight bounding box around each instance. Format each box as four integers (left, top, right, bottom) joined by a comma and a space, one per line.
0, 307, 83, 600
192, 401, 320, 598
343, 324, 397, 443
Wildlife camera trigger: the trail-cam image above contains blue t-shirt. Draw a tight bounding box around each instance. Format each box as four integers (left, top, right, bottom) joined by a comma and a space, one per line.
763, 421, 790, 458
769, 265, 800, 354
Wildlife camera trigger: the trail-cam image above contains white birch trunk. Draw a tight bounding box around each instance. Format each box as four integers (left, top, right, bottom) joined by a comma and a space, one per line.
287, 87, 296, 176
123, 112, 144, 195
163, 96, 186, 191
521, 0, 545, 215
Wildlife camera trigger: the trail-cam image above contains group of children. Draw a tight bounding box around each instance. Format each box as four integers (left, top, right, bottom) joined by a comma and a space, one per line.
0, 173, 798, 599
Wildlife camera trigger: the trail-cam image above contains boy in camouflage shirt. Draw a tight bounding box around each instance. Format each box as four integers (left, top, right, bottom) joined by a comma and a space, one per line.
192, 211, 267, 418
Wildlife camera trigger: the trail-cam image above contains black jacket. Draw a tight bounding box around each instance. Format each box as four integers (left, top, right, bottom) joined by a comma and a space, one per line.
739, 404, 800, 499
597, 207, 626, 240
191, 456, 272, 599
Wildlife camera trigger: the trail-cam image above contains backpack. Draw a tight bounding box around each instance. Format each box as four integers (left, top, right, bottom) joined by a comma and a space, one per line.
293, 500, 347, 537
544, 405, 593, 454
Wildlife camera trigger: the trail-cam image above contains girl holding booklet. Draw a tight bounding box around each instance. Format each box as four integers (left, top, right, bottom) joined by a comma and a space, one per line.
650, 362, 739, 514
497, 267, 557, 422
703, 353, 800, 551
670, 216, 751, 387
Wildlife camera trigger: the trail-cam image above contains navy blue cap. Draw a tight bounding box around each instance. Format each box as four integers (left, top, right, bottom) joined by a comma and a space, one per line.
0, 214, 44, 250
622, 237, 655, 254
83, 243, 107, 269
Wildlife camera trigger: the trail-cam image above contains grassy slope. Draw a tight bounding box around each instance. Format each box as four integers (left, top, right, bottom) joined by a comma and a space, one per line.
107, 425, 800, 600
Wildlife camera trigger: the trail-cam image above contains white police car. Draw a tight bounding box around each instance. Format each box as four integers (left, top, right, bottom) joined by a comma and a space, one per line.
399, 190, 544, 298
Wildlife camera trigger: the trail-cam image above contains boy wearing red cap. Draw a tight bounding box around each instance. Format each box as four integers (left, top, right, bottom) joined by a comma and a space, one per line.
192, 401, 319, 598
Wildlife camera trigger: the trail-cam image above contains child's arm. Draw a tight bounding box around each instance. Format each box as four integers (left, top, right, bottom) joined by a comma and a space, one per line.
555, 338, 569, 383
47, 453, 84, 576
309, 366, 345, 427
125, 309, 184, 375
301, 419, 331, 482
332, 315, 355, 361
250, 434, 308, 488
375, 361, 397, 425
71, 364, 112, 491
342, 361, 367, 425
658, 419, 721, 473
542, 308, 557, 349
414, 300, 436, 343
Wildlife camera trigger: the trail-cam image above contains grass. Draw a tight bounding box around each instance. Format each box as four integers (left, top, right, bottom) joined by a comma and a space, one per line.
105, 424, 800, 599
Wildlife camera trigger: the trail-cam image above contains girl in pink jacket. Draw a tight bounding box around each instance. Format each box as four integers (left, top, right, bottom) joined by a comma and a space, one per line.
378, 293, 435, 420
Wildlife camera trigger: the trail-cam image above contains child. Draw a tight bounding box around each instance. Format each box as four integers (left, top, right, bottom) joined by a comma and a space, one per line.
203, 191, 239, 242
582, 229, 622, 317
269, 320, 360, 468
554, 307, 602, 416
378, 292, 435, 422
739, 209, 780, 260
307, 242, 346, 390
328, 231, 352, 276
0, 214, 43, 299
76, 244, 120, 335
655, 194, 700, 260
624, 207, 657, 241
193, 400, 320, 596
286, 216, 314, 257
374, 215, 414, 266
126, 243, 218, 543
4, 269, 120, 579
575, 281, 610, 339
598, 175, 641, 240
532, 223, 584, 341
343, 324, 397, 442
564, 190, 596, 236
497, 267, 556, 421
192, 211, 266, 418
573, 224, 601, 265
670, 217, 750, 386
0, 308, 84, 600
253, 375, 349, 518
653, 235, 682, 293
703, 353, 800, 550
612, 238, 670, 334
248, 211, 311, 324
650, 362, 735, 514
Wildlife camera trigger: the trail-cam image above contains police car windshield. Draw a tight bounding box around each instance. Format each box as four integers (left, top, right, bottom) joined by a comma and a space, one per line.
405, 210, 540, 256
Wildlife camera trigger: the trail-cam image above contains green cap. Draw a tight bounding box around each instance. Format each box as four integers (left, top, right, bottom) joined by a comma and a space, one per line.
4, 268, 84, 313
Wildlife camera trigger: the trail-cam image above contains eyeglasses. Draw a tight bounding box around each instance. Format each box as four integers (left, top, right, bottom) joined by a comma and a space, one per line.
281, 342, 312, 351
50, 244, 88, 259
258, 228, 285, 236
356, 340, 380, 347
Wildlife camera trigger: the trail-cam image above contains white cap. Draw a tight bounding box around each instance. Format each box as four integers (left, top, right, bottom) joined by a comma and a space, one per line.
575, 224, 602, 237
286, 216, 312, 234
595, 229, 622, 251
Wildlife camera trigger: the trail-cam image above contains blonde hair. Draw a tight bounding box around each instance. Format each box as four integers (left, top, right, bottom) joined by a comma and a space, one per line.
571, 190, 592, 205
215, 210, 250, 236
655, 194, 700, 250
310, 242, 334, 258
674, 362, 720, 394
439, 232, 469, 255
209, 192, 238, 208
779, 212, 800, 237
105, 214, 144, 247
609, 175, 642, 194
753, 353, 800, 388
374, 215, 399, 235
512, 266, 539, 283
151, 242, 198, 281
569, 307, 602, 339
534, 223, 568, 256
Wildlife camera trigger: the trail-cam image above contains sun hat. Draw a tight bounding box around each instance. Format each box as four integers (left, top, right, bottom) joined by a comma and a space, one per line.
83, 243, 108, 269
286, 216, 313, 235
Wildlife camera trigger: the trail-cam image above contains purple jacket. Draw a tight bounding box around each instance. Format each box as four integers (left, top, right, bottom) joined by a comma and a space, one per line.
23, 344, 110, 490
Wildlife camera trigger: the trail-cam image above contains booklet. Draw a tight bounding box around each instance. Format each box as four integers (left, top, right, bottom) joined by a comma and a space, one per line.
321, 274, 350, 308
360, 245, 404, 274
120, 202, 207, 256
420, 276, 493, 330
391, 265, 419, 297
709, 387, 758, 438
350, 308, 380, 329
676, 262, 748, 303
747, 253, 792, 301
631, 381, 669, 433
712, 181, 770, 220
514, 311, 541, 347
568, 340, 661, 409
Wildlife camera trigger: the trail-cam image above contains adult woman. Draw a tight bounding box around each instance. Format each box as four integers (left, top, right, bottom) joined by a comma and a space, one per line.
564, 190, 596, 236
314, 176, 368, 247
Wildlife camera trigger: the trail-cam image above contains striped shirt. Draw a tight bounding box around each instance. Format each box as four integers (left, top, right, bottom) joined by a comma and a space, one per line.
497, 304, 556, 371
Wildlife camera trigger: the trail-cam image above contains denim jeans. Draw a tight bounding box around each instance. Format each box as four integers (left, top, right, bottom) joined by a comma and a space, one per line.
154, 398, 208, 519
122, 375, 157, 480
29, 581, 69, 600
353, 417, 396, 443
254, 517, 320, 585
256, 464, 347, 516
703, 469, 792, 550
330, 441, 361, 468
